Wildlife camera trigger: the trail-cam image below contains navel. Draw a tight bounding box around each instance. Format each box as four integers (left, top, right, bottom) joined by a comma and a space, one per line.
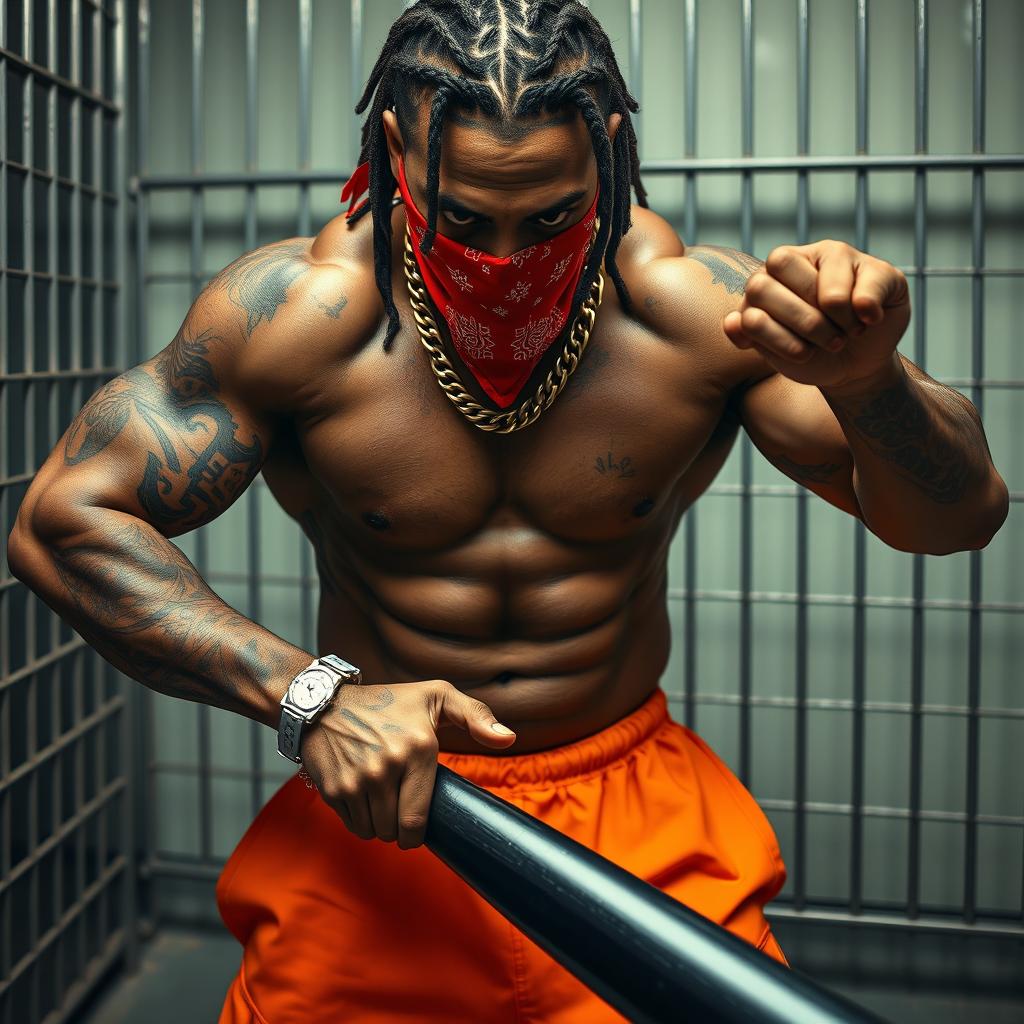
633, 497, 655, 517
363, 511, 391, 531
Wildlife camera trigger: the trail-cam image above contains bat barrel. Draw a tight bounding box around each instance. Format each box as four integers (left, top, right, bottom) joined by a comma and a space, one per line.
425, 764, 885, 1024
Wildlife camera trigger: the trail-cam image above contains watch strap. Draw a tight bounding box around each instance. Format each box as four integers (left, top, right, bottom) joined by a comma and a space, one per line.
276, 654, 362, 764
277, 705, 306, 763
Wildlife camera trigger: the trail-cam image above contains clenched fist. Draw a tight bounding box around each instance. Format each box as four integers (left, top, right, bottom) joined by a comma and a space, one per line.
722, 240, 911, 391
299, 679, 516, 849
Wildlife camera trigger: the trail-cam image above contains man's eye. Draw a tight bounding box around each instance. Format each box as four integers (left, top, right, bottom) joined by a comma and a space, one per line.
537, 210, 569, 228
442, 210, 477, 226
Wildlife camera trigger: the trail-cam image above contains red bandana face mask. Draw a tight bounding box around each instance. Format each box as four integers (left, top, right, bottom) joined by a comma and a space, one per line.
341, 160, 599, 409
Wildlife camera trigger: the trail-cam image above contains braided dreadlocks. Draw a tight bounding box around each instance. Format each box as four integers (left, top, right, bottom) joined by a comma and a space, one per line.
351, 0, 648, 350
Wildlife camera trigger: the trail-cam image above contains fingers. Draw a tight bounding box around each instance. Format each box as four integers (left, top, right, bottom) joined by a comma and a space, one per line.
322, 774, 375, 840
433, 681, 516, 749
765, 241, 861, 334
851, 261, 908, 326
396, 753, 439, 850
741, 272, 844, 352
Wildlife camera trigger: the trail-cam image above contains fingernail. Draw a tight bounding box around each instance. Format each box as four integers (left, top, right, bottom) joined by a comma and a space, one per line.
491, 723, 514, 735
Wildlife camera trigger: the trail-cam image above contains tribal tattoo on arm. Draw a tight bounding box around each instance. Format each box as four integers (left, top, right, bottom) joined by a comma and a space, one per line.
827, 361, 976, 504
208, 240, 311, 338
687, 245, 764, 295
63, 315, 264, 531
51, 518, 299, 715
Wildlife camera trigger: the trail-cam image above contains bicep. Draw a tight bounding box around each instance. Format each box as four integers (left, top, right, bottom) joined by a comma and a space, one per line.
735, 371, 863, 519
27, 291, 274, 541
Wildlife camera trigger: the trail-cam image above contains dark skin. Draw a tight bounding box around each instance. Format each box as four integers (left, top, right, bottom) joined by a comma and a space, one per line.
8, 101, 1009, 850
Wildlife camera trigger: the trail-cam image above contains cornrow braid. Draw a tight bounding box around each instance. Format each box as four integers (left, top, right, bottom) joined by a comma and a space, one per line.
352, 0, 648, 352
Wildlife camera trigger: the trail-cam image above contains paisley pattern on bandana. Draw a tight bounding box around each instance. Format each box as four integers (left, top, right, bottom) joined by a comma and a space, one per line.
446, 307, 494, 361
389, 159, 599, 409
513, 309, 566, 361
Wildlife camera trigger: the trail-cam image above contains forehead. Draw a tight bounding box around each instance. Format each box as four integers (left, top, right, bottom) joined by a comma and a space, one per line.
402, 102, 596, 192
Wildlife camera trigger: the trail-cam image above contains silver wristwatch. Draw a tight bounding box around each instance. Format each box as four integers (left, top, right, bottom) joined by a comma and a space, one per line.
277, 654, 362, 764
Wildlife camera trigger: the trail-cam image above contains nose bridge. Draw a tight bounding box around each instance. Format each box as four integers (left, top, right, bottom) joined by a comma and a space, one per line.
483, 209, 530, 258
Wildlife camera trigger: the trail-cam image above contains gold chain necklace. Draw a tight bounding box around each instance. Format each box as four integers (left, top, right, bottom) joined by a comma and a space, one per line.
402, 226, 604, 434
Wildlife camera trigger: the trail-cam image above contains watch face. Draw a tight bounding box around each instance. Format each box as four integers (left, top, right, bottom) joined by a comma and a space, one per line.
290, 669, 335, 711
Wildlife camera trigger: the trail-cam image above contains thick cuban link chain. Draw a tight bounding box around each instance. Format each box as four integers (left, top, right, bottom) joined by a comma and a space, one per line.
402, 226, 605, 434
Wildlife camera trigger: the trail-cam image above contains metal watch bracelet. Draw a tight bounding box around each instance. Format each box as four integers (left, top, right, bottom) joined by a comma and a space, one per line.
276, 654, 361, 764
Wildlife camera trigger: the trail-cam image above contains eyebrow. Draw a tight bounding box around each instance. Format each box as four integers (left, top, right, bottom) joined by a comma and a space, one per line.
437, 189, 588, 222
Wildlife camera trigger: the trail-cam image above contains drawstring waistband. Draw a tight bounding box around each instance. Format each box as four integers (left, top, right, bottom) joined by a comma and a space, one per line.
438, 688, 669, 790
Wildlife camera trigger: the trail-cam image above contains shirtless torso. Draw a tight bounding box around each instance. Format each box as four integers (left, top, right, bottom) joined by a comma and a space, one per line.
252, 201, 776, 754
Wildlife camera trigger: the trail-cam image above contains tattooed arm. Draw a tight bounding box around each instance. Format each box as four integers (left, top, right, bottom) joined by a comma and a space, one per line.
681, 245, 1007, 554
5, 241, 341, 725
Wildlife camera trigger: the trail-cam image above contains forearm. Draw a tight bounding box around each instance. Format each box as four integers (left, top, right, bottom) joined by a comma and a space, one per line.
10, 506, 310, 727
821, 353, 1009, 554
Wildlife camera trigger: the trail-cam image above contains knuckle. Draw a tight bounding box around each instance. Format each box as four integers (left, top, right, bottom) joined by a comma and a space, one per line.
318, 777, 345, 802
819, 289, 850, 312
765, 246, 794, 274
399, 813, 428, 834
745, 271, 770, 299
408, 729, 438, 754
740, 306, 769, 331
361, 762, 390, 786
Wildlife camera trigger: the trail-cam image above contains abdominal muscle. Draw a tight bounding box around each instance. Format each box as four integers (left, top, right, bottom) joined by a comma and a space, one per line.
314, 538, 675, 756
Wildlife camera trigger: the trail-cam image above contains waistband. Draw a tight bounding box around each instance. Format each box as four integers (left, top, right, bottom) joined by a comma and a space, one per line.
437, 687, 670, 790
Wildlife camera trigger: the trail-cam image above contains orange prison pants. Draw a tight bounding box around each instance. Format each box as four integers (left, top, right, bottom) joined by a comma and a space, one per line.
216, 687, 788, 1023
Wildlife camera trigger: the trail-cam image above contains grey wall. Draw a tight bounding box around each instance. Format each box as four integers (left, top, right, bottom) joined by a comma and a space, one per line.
133, 0, 1024, 931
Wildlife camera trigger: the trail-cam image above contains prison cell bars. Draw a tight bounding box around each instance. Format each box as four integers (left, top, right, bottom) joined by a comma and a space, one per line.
0, 1, 132, 1022
125, 0, 1024, 947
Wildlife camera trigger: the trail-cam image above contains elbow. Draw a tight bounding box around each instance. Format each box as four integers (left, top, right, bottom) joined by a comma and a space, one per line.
7, 516, 37, 583
7, 485, 78, 584
866, 473, 1011, 556
959, 473, 1011, 552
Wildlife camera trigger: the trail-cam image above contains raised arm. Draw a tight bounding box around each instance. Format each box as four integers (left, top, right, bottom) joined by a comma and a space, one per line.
6, 241, 318, 724
719, 240, 1008, 554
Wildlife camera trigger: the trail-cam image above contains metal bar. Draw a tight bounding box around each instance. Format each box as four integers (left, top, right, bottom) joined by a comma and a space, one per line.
680, 0, 698, 729
109, 0, 138, 975
0, 853, 127, 1000
629, 0, 641, 116
793, 0, 811, 915
20, 1, 44, 998
665, 691, 1024, 722
297, 0, 310, 235
0, 700, 124, 804
350, 0, 363, 165
766, 906, 1024, 940
849, 0, 869, 920
683, 509, 697, 729
134, 0, 156, 943
1, 7, 12, 1012
682, 0, 697, 244
297, 0, 315, 656
189, 0, 213, 866
738, 0, 754, 788
245, 0, 262, 822
637, 153, 1024, 173
663, 587, 1024, 615
128, 151, 1024, 192
0, 44, 120, 111
907, 0, 929, 922
963, 0, 986, 926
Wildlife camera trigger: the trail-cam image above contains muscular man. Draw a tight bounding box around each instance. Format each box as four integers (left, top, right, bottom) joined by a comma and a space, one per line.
8, 2, 1008, 1021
